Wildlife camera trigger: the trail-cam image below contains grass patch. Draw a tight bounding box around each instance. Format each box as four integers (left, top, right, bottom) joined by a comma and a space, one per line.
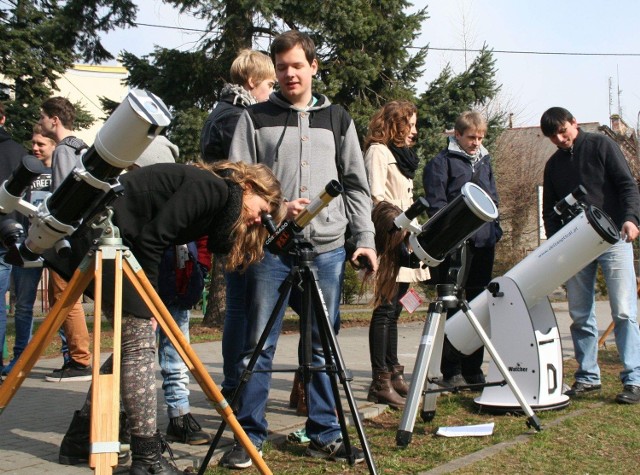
200, 346, 638, 474
2, 307, 426, 359
6, 308, 637, 473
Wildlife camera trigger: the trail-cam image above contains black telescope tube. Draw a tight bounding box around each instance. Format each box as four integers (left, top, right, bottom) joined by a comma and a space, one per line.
408, 182, 497, 267
414, 193, 490, 262
4, 155, 46, 198
46, 147, 117, 225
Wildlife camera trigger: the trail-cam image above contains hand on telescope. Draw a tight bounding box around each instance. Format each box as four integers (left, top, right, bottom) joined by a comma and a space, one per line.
285, 198, 311, 220
621, 221, 640, 242
351, 247, 378, 274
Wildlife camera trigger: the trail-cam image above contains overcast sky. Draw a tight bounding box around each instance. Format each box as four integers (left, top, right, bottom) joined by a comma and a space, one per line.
100, 0, 640, 129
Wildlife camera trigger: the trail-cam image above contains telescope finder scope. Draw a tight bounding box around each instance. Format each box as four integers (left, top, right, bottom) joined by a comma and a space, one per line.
554, 185, 587, 217
293, 180, 343, 231
264, 180, 343, 254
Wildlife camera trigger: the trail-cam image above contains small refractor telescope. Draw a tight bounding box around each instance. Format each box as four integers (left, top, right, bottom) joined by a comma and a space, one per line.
0, 89, 172, 266
262, 180, 343, 254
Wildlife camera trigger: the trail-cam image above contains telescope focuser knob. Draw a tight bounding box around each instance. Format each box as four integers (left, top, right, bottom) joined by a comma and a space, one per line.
487, 282, 503, 297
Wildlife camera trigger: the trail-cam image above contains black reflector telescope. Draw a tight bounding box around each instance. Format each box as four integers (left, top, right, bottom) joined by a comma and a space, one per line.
409, 182, 498, 267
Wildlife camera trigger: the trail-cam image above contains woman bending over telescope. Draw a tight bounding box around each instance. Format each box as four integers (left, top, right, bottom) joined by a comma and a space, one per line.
61, 160, 284, 474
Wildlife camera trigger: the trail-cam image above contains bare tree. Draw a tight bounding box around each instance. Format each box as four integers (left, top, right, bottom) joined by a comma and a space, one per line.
493, 129, 546, 275
203, 256, 226, 326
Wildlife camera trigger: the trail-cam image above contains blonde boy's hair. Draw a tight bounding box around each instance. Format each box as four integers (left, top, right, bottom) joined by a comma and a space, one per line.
230, 49, 275, 86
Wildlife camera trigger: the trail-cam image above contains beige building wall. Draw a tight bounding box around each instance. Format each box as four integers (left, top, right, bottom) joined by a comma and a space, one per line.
56, 64, 129, 144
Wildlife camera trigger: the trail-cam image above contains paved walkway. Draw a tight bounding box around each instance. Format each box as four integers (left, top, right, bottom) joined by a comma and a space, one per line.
0, 300, 616, 474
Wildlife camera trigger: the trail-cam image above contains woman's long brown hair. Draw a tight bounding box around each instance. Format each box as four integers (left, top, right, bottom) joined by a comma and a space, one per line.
371, 201, 408, 307
363, 100, 417, 151
196, 160, 286, 271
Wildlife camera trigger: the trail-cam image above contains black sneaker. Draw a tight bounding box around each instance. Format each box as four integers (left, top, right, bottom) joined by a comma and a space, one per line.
166, 413, 212, 445
464, 373, 486, 385
219, 441, 262, 469
438, 374, 468, 389
615, 385, 640, 404
564, 381, 601, 397
45, 360, 92, 382
305, 438, 365, 464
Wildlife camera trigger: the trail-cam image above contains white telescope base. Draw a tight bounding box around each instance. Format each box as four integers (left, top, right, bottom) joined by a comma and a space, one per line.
474, 276, 570, 412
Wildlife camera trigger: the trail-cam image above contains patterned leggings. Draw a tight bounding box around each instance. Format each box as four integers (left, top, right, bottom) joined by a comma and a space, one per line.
80, 314, 157, 437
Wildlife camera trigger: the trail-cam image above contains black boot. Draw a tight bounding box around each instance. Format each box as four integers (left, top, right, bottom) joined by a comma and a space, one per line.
59, 410, 131, 466
59, 410, 90, 465
130, 432, 186, 474
166, 413, 211, 445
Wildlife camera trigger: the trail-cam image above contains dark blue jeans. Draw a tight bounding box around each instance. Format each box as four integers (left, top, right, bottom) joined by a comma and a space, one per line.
234, 248, 345, 448
0, 248, 12, 371
3, 266, 43, 373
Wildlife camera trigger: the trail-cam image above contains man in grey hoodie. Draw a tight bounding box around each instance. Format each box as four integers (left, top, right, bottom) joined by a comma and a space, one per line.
221, 30, 377, 470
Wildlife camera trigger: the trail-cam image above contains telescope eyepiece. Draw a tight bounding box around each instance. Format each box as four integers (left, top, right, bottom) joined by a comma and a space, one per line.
261, 213, 277, 234
0, 219, 24, 248
325, 180, 343, 198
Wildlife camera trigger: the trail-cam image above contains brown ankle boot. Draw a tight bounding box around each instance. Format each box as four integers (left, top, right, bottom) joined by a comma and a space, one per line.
367, 370, 406, 409
391, 365, 410, 397
289, 370, 302, 408
289, 370, 308, 416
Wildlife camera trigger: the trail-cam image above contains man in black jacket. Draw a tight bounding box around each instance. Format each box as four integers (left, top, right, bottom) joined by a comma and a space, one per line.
0, 102, 27, 379
541, 106, 640, 404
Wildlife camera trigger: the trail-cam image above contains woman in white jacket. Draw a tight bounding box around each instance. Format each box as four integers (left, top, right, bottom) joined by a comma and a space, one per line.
364, 100, 429, 409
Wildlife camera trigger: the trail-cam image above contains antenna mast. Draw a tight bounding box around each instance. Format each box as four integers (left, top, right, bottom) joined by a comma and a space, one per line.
608, 77, 613, 124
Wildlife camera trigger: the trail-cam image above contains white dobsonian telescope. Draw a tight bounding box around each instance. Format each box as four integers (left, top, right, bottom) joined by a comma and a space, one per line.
445, 194, 619, 411
394, 184, 619, 447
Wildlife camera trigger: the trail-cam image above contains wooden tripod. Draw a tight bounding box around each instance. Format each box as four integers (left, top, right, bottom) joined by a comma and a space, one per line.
0, 221, 271, 474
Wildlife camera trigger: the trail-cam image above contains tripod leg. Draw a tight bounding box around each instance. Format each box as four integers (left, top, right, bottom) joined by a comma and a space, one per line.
458, 300, 542, 431
396, 301, 445, 447
89, 250, 121, 472
122, 258, 272, 475
598, 320, 614, 348
306, 268, 378, 475
420, 322, 445, 423
0, 262, 93, 413
200, 272, 295, 474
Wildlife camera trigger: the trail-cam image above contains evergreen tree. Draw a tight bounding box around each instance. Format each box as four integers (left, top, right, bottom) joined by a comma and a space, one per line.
413, 46, 504, 197
0, 0, 137, 143
121, 0, 428, 158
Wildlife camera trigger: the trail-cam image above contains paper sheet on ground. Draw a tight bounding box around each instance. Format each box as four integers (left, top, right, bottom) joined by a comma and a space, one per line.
436, 422, 495, 437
